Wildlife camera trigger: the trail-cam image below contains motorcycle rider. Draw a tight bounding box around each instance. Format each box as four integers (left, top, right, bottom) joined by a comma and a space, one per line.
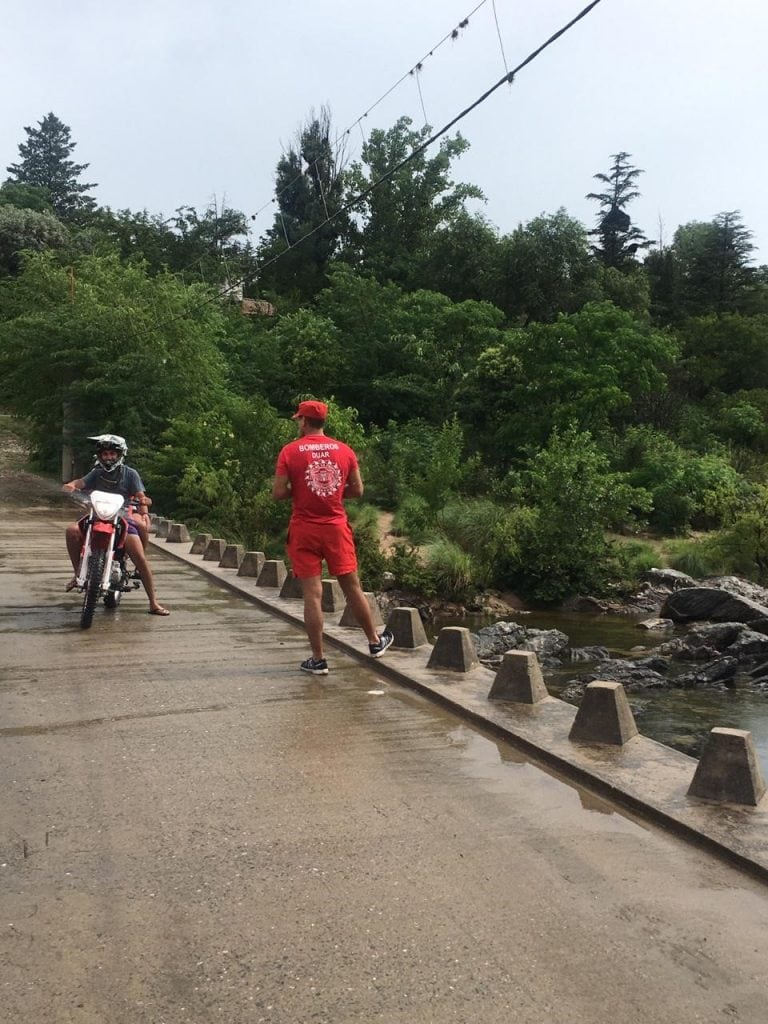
62, 434, 170, 616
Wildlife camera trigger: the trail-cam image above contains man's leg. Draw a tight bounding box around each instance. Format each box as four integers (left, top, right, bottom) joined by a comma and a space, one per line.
124, 534, 169, 615
300, 576, 325, 660
336, 571, 380, 645
65, 524, 82, 572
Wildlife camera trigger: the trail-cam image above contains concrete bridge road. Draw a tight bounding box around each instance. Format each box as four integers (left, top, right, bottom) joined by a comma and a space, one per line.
1, 503, 768, 1024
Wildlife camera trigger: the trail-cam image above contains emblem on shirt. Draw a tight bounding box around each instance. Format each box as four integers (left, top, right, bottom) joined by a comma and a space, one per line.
305, 459, 343, 498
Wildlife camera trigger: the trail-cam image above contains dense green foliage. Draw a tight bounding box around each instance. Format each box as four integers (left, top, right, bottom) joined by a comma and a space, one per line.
3, 113, 768, 601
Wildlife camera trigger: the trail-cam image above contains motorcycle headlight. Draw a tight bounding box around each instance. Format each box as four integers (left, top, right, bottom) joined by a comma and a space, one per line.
91, 493, 124, 520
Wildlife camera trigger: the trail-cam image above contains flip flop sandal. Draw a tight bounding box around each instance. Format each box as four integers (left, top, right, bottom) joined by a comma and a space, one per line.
148, 606, 171, 616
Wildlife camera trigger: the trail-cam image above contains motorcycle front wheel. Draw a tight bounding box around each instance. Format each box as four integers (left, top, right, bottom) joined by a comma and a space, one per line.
81, 549, 106, 629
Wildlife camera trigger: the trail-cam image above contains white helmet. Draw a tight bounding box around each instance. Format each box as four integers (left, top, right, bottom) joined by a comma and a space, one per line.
88, 434, 128, 472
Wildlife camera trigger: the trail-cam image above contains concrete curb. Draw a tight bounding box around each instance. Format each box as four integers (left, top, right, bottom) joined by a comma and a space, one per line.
150, 537, 768, 882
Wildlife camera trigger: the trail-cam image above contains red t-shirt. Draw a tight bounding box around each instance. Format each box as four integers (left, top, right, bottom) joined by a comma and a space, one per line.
276, 435, 358, 525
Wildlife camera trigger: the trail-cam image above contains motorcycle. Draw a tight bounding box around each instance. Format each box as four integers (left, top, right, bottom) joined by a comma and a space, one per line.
71, 490, 141, 629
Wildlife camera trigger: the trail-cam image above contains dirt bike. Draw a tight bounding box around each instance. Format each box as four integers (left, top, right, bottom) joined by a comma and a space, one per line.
72, 490, 141, 629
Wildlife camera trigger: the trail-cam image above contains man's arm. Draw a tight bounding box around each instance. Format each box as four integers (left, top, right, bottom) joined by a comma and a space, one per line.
343, 467, 364, 499
62, 478, 86, 493
272, 473, 291, 501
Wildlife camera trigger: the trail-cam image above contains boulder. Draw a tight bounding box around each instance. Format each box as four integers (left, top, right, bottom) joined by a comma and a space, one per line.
661, 587, 768, 624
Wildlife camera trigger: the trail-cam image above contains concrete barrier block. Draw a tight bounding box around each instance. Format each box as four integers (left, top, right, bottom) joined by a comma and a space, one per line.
219, 544, 245, 569
149, 514, 159, 530
165, 523, 191, 543
202, 538, 227, 562
279, 573, 304, 599
256, 559, 287, 588
569, 680, 639, 746
387, 607, 428, 649
339, 592, 384, 629
190, 533, 212, 555
687, 728, 767, 805
321, 578, 345, 612
155, 518, 170, 538
489, 650, 549, 704
427, 626, 479, 673
237, 551, 265, 578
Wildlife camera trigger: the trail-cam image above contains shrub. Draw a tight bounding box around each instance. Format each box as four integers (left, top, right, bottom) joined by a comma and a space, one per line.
385, 542, 433, 594
665, 537, 724, 579
423, 539, 477, 602
347, 503, 389, 590
392, 494, 434, 545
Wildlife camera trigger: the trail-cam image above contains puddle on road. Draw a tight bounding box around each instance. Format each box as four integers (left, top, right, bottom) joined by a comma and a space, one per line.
291, 667, 650, 838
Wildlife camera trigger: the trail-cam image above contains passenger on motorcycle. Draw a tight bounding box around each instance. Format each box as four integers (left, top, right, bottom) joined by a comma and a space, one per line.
62, 434, 170, 616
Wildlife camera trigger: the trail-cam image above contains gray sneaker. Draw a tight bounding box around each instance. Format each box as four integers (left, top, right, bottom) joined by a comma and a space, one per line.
300, 657, 329, 675
369, 628, 394, 658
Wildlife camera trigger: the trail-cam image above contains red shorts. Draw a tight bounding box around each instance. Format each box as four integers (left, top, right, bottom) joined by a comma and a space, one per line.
287, 520, 357, 579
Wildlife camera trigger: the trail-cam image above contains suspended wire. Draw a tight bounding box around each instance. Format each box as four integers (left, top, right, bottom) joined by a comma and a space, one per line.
412, 65, 430, 127
491, 0, 510, 75
248, 0, 489, 224
140, 0, 605, 333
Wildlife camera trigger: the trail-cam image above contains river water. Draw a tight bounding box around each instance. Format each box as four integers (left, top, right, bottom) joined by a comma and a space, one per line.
432, 610, 768, 776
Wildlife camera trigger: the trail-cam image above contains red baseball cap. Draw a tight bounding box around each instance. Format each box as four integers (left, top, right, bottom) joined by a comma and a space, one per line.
292, 400, 328, 420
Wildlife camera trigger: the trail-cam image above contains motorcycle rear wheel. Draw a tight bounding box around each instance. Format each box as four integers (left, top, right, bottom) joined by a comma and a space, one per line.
80, 549, 106, 629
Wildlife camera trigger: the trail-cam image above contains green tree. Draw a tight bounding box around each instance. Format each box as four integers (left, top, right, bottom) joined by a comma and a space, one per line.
505, 426, 649, 602
587, 152, 650, 270
410, 209, 499, 302
460, 301, 678, 461
676, 313, 768, 398
489, 209, 601, 323
6, 113, 97, 220
0, 252, 228, 468
257, 107, 347, 300
0, 205, 68, 275
344, 116, 483, 288
671, 212, 758, 316
0, 180, 53, 213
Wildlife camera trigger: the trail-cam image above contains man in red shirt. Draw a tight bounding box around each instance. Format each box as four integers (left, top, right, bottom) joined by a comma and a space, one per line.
272, 400, 393, 674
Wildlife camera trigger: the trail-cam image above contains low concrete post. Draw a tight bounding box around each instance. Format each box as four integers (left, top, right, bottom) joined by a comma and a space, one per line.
237, 551, 266, 578
166, 523, 191, 543
569, 680, 639, 746
149, 514, 159, 530
687, 728, 767, 805
219, 544, 245, 569
256, 560, 287, 588
426, 627, 479, 673
321, 579, 345, 612
202, 538, 227, 562
279, 574, 304, 599
190, 533, 212, 555
489, 650, 549, 704
387, 607, 428, 649
155, 518, 170, 538
339, 592, 384, 629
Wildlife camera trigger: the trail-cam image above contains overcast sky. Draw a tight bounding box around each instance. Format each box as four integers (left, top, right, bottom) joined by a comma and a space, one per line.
3, 0, 767, 260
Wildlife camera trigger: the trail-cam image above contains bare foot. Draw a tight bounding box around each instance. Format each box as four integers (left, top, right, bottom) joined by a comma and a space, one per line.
65, 576, 78, 592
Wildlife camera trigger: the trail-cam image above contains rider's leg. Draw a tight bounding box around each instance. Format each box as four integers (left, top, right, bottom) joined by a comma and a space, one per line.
66, 523, 83, 572
124, 534, 168, 614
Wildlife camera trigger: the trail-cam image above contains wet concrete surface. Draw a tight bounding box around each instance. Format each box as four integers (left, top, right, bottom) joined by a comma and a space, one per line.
2, 505, 768, 1023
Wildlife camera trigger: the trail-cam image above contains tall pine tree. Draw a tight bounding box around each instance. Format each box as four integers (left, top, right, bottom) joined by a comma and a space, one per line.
6, 113, 97, 220
587, 151, 650, 269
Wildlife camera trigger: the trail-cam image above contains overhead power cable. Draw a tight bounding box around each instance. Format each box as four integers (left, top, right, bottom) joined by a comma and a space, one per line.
142, 0, 605, 332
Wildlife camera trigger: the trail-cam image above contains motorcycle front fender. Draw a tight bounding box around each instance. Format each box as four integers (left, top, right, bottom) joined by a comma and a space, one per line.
90, 521, 115, 551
